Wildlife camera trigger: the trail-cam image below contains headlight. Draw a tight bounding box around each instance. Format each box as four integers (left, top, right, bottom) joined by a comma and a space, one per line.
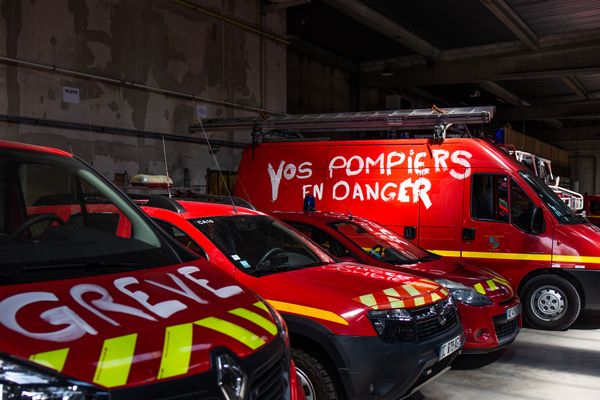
367, 309, 415, 343
257, 299, 289, 346
0, 356, 106, 399
435, 279, 493, 306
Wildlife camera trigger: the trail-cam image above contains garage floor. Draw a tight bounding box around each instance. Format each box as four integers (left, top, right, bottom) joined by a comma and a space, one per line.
412, 311, 600, 400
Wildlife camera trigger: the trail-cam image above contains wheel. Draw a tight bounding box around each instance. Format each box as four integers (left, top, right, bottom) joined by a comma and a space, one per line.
292, 347, 341, 400
521, 274, 581, 330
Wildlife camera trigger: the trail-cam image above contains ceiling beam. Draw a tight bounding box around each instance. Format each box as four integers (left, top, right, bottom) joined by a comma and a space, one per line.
262, 0, 309, 13
361, 44, 600, 87
496, 100, 600, 121
319, 0, 442, 59
479, 81, 530, 106
561, 76, 595, 100
480, 0, 538, 50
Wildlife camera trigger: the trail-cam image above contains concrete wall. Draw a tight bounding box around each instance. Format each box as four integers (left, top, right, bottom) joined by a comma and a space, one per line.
555, 140, 600, 194
0, 0, 286, 190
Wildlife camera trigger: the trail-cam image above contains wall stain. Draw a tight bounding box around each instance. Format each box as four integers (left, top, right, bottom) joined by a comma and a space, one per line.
2, 0, 22, 116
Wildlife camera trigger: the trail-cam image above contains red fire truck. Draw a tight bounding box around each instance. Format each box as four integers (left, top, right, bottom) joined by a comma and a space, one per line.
140, 198, 464, 400
0, 140, 301, 400
198, 106, 600, 331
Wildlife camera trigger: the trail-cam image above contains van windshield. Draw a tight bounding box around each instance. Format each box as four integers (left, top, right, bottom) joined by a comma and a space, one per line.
191, 215, 333, 276
519, 170, 586, 224
330, 220, 437, 264
0, 148, 183, 283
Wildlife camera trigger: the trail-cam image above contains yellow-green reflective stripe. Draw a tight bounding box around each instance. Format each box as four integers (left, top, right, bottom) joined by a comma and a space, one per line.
383, 288, 402, 298
553, 255, 600, 264
359, 294, 379, 309
492, 277, 510, 286
474, 283, 486, 295
486, 279, 498, 291
440, 288, 449, 296
253, 301, 269, 313
402, 284, 420, 297
414, 296, 425, 306
387, 297, 405, 308
267, 300, 349, 325
93, 333, 137, 388
29, 348, 69, 372
462, 251, 551, 261
158, 323, 193, 379
415, 280, 439, 289
429, 250, 461, 257
431, 293, 441, 302
195, 317, 265, 350
229, 308, 277, 335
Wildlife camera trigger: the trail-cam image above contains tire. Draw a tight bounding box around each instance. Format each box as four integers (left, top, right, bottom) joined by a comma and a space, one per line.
292, 347, 341, 400
521, 274, 581, 330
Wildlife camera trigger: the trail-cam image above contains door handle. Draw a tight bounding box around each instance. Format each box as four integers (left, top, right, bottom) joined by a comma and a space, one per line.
404, 226, 417, 240
462, 228, 476, 241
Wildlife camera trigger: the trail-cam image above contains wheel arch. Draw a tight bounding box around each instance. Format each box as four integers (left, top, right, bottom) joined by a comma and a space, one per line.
517, 268, 586, 308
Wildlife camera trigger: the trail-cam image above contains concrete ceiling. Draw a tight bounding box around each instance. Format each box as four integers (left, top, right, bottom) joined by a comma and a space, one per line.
285, 0, 600, 144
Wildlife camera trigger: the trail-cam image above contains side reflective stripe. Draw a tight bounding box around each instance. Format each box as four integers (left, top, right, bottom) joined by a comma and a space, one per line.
253, 301, 269, 313
429, 250, 461, 257
93, 333, 137, 388
553, 255, 600, 264
229, 308, 277, 335
462, 251, 551, 261
195, 317, 265, 350
359, 294, 379, 309
267, 300, 349, 325
486, 279, 498, 291
474, 283, 486, 294
402, 284, 420, 297
158, 323, 193, 380
29, 348, 69, 372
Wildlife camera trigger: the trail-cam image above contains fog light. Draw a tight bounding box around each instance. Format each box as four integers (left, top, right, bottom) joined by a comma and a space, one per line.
473, 328, 491, 342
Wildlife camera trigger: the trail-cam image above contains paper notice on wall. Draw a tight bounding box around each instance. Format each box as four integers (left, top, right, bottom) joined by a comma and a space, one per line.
196, 103, 208, 121
62, 86, 80, 104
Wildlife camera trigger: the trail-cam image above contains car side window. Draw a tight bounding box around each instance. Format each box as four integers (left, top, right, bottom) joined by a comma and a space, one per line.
510, 179, 536, 233
471, 174, 509, 222
153, 218, 207, 258
286, 221, 356, 259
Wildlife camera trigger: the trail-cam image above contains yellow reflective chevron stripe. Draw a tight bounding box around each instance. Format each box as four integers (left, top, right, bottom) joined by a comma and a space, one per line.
414, 296, 425, 306
486, 279, 498, 291
387, 297, 405, 308
431, 293, 441, 302
93, 333, 137, 388
402, 284, 420, 297
429, 250, 461, 257
267, 300, 349, 325
440, 288, 449, 296
229, 308, 277, 335
195, 317, 265, 350
553, 255, 600, 263
253, 301, 269, 313
359, 294, 378, 309
158, 323, 193, 380
29, 348, 69, 372
474, 283, 486, 295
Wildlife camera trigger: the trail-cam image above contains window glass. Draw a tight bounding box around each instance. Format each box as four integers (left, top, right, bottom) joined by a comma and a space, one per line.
471, 174, 509, 222
0, 148, 180, 282
286, 221, 356, 259
192, 215, 331, 276
510, 180, 536, 232
154, 219, 207, 257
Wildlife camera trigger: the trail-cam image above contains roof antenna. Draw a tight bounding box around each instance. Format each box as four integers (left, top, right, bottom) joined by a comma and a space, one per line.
197, 116, 238, 214
161, 136, 172, 198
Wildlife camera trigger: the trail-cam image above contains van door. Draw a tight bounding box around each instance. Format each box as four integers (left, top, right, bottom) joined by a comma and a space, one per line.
461, 172, 552, 288
419, 174, 464, 258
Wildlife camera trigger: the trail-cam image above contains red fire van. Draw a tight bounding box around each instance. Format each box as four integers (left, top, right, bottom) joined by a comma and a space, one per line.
235, 136, 600, 331
141, 198, 464, 400
0, 140, 300, 400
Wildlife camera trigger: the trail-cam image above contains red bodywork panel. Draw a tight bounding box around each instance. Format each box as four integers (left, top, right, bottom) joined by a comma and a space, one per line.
0, 140, 72, 157
143, 202, 452, 337
0, 259, 276, 389
274, 211, 521, 351
234, 138, 600, 304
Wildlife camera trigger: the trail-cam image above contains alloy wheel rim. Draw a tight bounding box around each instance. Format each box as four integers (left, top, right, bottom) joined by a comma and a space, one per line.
296, 367, 316, 400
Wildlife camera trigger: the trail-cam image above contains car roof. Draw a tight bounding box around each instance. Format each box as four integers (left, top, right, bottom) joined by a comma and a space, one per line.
0, 140, 72, 157
146, 199, 264, 219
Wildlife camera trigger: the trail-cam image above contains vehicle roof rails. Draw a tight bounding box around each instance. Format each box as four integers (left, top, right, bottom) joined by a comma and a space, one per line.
144, 195, 186, 214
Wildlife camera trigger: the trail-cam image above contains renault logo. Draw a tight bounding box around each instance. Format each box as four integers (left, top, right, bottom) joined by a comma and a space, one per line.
434, 303, 447, 325
216, 354, 248, 400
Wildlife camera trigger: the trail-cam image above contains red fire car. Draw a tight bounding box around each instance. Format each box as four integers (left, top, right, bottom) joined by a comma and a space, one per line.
140, 197, 464, 400
0, 141, 300, 400
274, 210, 521, 353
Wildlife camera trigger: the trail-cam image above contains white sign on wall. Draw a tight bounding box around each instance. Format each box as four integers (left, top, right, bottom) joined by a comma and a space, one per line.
62, 86, 80, 104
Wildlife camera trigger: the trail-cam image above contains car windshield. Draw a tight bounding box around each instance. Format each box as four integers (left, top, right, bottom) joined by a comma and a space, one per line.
191, 215, 332, 276
519, 170, 586, 224
0, 147, 183, 283
329, 220, 436, 264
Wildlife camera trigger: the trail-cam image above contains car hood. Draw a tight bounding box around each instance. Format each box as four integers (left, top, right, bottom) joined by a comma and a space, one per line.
248, 262, 449, 334
0, 260, 278, 390
394, 258, 514, 302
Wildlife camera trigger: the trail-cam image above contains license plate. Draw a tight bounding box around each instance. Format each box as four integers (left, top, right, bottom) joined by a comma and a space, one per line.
438, 335, 462, 361
506, 304, 521, 321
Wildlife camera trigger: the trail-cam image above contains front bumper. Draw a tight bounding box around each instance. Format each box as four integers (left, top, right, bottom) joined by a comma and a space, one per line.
329, 322, 464, 400
460, 297, 522, 354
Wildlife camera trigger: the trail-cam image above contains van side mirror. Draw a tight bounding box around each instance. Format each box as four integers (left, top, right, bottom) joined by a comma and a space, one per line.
530, 206, 545, 235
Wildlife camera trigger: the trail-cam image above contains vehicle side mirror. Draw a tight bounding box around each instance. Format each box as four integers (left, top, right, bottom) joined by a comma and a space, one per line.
531, 206, 545, 235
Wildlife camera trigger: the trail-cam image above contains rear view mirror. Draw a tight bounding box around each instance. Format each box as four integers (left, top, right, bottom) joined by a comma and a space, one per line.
531, 206, 545, 235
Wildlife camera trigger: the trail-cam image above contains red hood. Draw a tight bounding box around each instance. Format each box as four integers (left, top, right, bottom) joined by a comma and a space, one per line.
247, 262, 449, 335
0, 260, 277, 389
